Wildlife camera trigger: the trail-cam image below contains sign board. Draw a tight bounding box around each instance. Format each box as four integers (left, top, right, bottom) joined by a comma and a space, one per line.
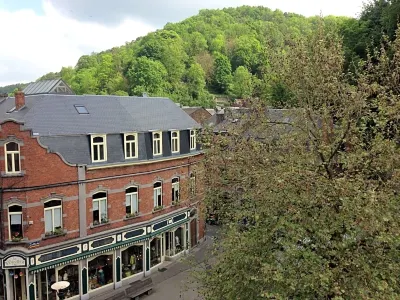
3, 255, 27, 269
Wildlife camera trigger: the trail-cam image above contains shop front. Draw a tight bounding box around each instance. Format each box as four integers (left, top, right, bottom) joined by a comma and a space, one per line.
1, 208, 194, 300
1, 254, 28, 300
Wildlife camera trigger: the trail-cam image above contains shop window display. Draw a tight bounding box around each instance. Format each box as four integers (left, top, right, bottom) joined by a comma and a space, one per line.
88, 254, 114, 290
58, 265, 79, 298
0, 271, 4, 300
121, 245, 143, 278
150, 238, 162, 268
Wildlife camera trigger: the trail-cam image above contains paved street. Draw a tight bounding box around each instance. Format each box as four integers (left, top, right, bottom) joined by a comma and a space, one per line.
141, 225, 218, 300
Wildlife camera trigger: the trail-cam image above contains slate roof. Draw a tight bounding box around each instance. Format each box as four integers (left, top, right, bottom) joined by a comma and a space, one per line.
0, 94, 200, 136
23, 79, 74, 95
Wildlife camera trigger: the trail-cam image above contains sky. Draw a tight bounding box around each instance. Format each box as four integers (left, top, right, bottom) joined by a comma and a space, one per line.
0, 0, 365, 87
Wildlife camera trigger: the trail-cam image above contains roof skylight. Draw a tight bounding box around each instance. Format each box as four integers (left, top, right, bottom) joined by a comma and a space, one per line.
74, 105, 89, 114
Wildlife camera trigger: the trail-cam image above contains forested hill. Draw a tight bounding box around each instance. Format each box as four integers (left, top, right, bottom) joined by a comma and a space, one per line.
2, 3, 399, 107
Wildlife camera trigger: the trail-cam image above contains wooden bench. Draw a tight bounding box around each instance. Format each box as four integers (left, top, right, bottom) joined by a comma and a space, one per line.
126, 278, 153, 299
107, 291, 128, 300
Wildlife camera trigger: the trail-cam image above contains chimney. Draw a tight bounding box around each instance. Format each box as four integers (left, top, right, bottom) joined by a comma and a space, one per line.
15, 91, 25, 110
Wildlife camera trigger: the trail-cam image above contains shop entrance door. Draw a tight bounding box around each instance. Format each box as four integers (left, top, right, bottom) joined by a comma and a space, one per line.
11, 269, 26, 300
190, 219, 197, 247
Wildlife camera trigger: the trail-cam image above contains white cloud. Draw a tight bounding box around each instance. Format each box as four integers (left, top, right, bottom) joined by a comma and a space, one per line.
0, 0, 155, 86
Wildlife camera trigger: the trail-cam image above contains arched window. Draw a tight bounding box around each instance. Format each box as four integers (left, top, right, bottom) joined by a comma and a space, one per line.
91, 135, 107, 162
93, 192, 108, 224
171, 131, 180, 153
124, 133, 138, 159
8, 205, 23, 241
126, 187, 139, 217
44, 200, 62, 234
152, 132, 162, 155
153, 182, 162, 208
5, 142, 21, 173
172, 178, 180, 203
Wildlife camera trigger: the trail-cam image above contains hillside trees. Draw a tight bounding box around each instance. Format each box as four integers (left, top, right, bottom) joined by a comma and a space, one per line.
196, 22, 400, 299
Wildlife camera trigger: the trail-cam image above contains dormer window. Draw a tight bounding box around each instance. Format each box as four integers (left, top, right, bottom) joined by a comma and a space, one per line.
190, 130, 196, 150
124, 133, 138, 159
91, 135, 107, 163
171, 131, 180, 153
5, 142, 21, 174
153, 132, 162, 156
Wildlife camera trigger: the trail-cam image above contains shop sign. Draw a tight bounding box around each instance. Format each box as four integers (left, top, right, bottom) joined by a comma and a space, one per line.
124, 228, 145, 240
89, 235, 115, 250
3, 255, 27, 268
153, 220, 168, 231
38, 246, 80, 263
173, 213, 187, 223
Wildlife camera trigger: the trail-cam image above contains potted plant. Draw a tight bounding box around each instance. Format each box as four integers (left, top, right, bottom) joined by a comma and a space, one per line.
53, 227, 64, 235
153, 205, 163, 212
11, 232, 22, 242
93, 220, 99, 226
101, 217, 109, 224
126, 211, 138, 218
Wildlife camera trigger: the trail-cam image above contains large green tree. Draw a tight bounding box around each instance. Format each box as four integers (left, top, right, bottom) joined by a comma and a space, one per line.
126, 56, 168, 96
197, 23, 400, 299
231, 66, 253, 98
213, 53, 232, 93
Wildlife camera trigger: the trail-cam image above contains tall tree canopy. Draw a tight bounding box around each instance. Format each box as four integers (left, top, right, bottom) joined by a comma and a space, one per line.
197, 22, 400, 299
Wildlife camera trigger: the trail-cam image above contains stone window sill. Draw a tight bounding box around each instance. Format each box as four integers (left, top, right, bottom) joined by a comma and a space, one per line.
1, 172, 24, 178
124, 214, 140, 221
91, 221, 110, 229
42, 232, 67, 240
152, 206, 165, 213
6, 238, 27, 245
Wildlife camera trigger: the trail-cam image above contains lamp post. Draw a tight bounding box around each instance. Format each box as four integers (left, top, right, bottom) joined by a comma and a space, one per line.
51, 281, 70, 300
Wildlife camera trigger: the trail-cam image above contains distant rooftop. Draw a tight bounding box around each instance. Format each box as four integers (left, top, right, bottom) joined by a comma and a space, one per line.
23, 79, 74, 95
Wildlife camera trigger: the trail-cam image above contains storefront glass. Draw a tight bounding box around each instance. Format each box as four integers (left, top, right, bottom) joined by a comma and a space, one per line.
88, 254, 114, 291
174, 227, 184, 254
57, 265, 79, 298
36, 269, 56, 300
121, 245, 143, 279
0, 271, 5, 300
150, 238, 162, 268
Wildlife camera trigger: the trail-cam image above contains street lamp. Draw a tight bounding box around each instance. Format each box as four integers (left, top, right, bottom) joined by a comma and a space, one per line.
51, 281, 70, 300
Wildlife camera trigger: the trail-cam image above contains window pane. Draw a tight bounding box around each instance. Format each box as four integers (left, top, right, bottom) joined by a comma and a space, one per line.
54, 208, 61, 228
10, 214, 22, 225
14, 153, 20, 171
45, 210, 52, 232
126, 194, 131, 207
93, 200, 99, 211
154, 133, 160, 139
126, 135, 135, 141
93, 192, 107, 199
153, 189, 157, 206
99, 145, 104, 160
126, 143, 131, 157
132, 196, 138, 213
93, 145, 99, 161
93, 137, 103, 143
9, 205, 22, 212
6, 154, 13, 172
6, 142, 18, 151
100, 199, 107, 218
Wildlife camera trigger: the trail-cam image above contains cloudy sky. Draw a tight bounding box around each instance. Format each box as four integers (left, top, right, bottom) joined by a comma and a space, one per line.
0, 0, 365, 86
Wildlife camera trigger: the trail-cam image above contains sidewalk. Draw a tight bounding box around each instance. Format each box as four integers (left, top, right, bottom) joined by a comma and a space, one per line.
151, 236, 211, 286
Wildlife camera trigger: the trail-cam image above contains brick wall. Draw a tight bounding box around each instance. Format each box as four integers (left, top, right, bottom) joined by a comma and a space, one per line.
0, 120, 204, 250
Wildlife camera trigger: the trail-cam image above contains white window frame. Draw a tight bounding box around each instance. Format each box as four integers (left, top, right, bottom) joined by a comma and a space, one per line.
172, 178, 180, 203
44, 200, 62, 233
190, 130, 196, 150
153, 182, 163, 207
153, 131, 163, 156
4, 142, 21, 174
126, 187, 139, 215
190, 173, 196, 196
171, 131, 180, 153
91, 134, 107, 163
8, 205, 22, 240
93, 192, 108, 224
124, 133, 138, 159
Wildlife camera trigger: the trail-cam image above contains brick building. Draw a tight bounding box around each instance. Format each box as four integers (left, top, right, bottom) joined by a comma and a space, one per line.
0, 91, 204, 300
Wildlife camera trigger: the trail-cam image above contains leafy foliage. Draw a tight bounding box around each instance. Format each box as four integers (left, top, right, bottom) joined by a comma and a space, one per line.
196, 22, 400, 299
